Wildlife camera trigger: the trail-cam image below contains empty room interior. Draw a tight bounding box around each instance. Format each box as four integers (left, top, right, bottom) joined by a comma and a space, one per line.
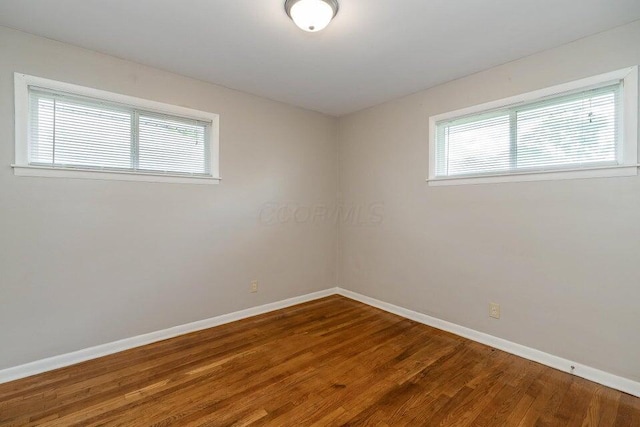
1, 0, 640, 425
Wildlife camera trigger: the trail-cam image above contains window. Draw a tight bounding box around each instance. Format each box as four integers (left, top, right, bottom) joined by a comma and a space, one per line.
428, 67, 638, 185
14, 74, 220, 184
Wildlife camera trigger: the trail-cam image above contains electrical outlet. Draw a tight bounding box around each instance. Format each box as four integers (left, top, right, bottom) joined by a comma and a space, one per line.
250, 280, 258, 293
489, 302, 500, 319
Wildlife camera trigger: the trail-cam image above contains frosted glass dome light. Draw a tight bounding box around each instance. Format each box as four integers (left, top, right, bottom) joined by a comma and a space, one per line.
285, 0, 339, 32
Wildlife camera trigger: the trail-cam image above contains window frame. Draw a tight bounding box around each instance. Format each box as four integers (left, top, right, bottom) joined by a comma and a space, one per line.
13, 73, 221, 185
427, 67, 638, 186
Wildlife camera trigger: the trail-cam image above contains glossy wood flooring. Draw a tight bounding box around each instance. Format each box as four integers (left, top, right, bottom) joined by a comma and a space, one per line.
1, 295, 639, 426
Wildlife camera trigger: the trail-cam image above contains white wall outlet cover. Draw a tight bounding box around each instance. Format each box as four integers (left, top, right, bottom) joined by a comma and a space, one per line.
489, 303, 500, 319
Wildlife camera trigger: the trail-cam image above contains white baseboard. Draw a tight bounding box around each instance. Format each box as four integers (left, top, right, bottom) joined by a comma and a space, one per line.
336, 288, 640, 398
0, 288, 338, 385
2, 286, 638, 399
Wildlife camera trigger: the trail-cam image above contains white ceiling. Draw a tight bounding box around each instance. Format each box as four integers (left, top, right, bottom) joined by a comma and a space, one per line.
1, 1, 639, 116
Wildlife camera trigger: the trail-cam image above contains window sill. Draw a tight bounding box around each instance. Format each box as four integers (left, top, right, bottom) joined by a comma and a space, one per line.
427, 164, 639, 186
12, 165, 222, 185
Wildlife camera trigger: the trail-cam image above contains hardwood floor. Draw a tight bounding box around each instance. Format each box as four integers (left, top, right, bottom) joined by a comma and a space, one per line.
0, 295, 638, 426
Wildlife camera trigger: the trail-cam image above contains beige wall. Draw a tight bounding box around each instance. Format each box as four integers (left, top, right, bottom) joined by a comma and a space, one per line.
337, 21, 640, 381
0, 26, 337, 370
2, 19, 639, 384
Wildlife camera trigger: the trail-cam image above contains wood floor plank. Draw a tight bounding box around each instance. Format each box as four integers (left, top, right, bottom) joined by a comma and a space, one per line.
0, 295, 637, 426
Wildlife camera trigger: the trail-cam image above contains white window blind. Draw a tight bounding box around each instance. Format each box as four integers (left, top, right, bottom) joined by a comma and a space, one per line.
434, 83, 622, 178
28, 88, 212, 176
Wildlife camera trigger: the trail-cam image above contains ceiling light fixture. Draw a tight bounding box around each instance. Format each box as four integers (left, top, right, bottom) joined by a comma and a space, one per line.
285, 0, 339, 33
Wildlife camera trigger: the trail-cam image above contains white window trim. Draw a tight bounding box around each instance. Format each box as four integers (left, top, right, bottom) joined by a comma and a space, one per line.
427, 67, 639, 186
13, 73, 221, 185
